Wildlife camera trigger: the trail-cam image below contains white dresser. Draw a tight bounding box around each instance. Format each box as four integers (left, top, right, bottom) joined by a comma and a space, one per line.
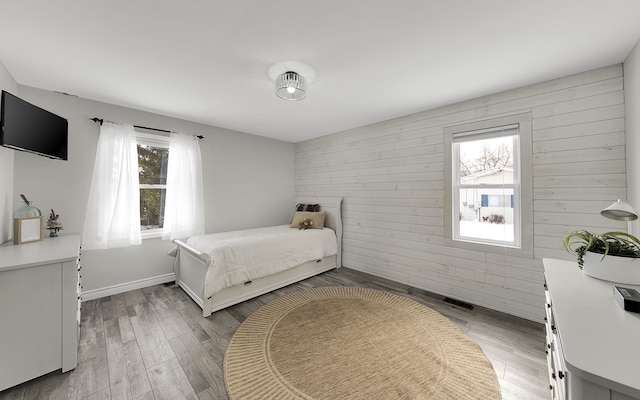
543, 258, 640, 400
0, 233, 81, 391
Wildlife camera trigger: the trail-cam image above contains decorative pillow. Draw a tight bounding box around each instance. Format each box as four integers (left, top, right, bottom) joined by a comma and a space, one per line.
290, 211, 325, 230
295, 203, 320, 212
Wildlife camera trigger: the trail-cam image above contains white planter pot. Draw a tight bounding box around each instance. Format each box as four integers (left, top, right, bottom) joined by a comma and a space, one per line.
582, 251, 640, 284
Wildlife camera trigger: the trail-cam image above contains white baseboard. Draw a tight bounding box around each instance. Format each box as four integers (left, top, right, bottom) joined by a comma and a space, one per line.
81, 273, 176, 302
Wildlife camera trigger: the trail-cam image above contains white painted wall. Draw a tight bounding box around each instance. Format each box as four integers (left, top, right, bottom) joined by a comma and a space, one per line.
295, 65, 627, 322
13, 86, 294, 294
624, 39, 640, 235
0, 61, 17, 244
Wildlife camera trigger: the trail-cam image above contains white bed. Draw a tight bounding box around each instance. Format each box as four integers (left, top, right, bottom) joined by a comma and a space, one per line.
169, 198, 343, 317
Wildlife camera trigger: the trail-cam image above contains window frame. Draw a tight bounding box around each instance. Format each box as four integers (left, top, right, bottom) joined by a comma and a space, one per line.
444, 113, 533, 259
136, 131, 170, 240
452, 124, 520, 248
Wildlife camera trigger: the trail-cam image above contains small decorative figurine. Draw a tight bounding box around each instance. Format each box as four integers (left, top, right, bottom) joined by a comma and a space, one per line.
46, 209, 63, 237
298, 218, 314, 230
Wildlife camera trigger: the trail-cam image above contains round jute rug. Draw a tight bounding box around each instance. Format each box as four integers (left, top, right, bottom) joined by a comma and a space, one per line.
224, 286, 501, 400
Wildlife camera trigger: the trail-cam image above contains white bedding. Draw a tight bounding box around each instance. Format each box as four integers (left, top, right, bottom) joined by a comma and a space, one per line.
186, 225, 338, 298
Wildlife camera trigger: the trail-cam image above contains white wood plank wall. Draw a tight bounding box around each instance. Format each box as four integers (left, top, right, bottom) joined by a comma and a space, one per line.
295, 65, 626, 322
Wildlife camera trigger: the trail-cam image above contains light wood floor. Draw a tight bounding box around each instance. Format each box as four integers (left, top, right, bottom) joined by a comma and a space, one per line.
0, 267, 550, 400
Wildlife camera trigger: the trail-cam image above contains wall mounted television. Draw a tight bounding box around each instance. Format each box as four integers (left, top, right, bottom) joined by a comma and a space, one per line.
0, 90, 68, 160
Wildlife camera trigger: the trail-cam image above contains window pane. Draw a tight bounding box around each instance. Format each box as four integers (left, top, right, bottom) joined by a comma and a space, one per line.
138, 144, 169, 185
459, 136, 514, 183
140, 188, 166, 230
458, 188, 514, 243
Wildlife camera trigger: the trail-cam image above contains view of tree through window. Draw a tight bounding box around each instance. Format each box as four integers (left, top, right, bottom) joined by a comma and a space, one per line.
138, 144, 168, 230
459, 138, 513, 176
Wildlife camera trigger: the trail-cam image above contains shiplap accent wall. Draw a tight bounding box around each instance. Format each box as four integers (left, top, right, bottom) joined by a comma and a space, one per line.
295, 64, 626, 322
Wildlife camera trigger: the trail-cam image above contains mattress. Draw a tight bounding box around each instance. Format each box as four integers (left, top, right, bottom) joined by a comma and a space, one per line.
186, 224, 338, 298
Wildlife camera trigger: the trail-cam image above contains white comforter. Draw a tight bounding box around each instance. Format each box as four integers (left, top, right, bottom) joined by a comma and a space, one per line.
186, 225, 338, 298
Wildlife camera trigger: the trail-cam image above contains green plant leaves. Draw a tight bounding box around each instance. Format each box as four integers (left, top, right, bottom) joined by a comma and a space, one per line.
562, 230, 640, 269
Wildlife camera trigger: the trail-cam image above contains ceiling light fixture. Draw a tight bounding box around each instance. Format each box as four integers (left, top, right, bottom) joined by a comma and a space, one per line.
275, 71, 306, 101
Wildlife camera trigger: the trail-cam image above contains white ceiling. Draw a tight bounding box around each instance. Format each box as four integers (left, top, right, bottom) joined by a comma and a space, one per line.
1, 1, 640, 143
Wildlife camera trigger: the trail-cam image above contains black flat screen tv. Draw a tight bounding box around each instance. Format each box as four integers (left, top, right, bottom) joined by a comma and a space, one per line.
0, 90, 68, 160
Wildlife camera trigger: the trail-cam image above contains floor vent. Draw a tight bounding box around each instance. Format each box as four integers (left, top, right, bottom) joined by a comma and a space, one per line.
443, 297, 474, 310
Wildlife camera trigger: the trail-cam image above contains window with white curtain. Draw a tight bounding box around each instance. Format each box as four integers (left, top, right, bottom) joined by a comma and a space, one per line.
137, 130, 205, 240
162, 131, 205, 241
83, 123, 204, 249
83, 122, 142, 250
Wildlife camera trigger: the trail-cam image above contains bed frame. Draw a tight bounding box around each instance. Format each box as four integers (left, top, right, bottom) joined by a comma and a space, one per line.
170, 197, 343, 317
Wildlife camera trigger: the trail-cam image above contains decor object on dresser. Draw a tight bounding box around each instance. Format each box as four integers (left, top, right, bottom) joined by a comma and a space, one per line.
613, 285, 640, 312
13, 194, 44, 244
46, 209, 64, 237
562, 230, 640, 284
224, 286, 500, 400
562, 200, 640, 284
0, 233, 81, 391
169, 198, 343, 317
543, 258, 640, 400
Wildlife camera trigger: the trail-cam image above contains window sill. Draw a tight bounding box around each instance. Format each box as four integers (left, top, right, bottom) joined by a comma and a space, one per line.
141, 229, 163, 240
454, 236, 519, 249
444, 237, 534, 259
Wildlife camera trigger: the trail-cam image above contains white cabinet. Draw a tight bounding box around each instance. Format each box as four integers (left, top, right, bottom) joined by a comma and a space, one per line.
0, 233, 81, 391
543, 258, 640, 400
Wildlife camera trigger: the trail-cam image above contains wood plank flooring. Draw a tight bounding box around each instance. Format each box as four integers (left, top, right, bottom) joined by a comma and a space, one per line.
0, 267, 549, 400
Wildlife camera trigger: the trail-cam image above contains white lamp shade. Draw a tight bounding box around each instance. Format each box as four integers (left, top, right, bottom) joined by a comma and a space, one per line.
600, 199, 639, 221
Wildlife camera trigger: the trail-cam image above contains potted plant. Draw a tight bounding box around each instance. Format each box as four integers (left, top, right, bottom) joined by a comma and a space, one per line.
562, 230, 640, 283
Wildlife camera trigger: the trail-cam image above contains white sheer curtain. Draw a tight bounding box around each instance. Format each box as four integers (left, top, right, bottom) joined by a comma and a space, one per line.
83, 122, 141, 250
162, 132, 205, 240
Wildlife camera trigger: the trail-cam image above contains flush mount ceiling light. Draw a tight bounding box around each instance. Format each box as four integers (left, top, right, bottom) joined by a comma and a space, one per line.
268, 61, 315, 102
275, 71, 306, 101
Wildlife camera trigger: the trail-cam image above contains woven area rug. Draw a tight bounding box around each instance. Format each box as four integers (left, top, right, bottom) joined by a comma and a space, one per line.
224, 286, 501, 400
